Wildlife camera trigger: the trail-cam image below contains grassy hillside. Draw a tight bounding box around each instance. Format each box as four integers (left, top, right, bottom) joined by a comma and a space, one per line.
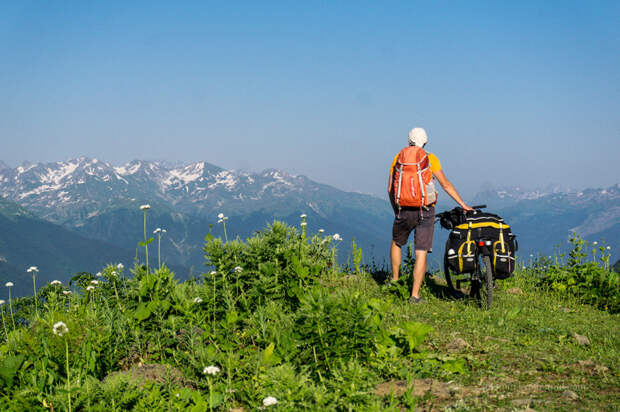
0, 221, 617, 411
0, 197, 189, 299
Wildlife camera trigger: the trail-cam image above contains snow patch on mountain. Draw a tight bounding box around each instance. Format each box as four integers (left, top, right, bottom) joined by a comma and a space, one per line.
40, 162, 79, 185
208, 171, 238, 190
114, 161, 142, 176
16, 164, 36, 174
18, 184, 62, 200
164, 162, 205, 187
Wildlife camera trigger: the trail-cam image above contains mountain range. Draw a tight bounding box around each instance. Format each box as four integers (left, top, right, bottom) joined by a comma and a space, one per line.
0, 157, 618, 296
0, 157, 393, 296
472, 184, 620, 258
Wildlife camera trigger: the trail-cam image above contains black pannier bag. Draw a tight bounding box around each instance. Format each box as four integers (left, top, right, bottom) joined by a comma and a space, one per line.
445, 230, 477, 274
444, 212, 518, 278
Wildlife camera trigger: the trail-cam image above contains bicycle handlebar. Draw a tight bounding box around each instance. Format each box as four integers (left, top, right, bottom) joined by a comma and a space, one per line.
435, 204, 487, 219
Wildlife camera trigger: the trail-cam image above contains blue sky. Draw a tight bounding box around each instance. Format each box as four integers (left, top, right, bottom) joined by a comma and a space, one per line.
1, 1, 618, 199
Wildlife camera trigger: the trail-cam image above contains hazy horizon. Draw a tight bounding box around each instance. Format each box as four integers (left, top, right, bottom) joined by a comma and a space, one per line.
1, 154, 616, 201
2, 1, 619, 199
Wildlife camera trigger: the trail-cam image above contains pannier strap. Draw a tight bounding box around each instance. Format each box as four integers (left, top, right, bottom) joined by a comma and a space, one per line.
499, 223, 505, 252
455, 222, 511, 230
456, 221, 474, 272
458, 240, 476, 272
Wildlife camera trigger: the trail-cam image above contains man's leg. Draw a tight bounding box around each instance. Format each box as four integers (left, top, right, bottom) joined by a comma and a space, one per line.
410, 250, 428, 298
390, 241, 402, 281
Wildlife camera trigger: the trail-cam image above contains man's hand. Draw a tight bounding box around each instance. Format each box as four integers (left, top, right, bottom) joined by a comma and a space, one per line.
461, 203, 474, 212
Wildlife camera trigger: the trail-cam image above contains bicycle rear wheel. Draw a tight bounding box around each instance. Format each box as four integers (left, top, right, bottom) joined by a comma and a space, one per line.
480, 255, 493, 309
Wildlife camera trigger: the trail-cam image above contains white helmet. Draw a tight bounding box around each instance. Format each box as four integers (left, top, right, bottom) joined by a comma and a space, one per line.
408, 127, 428, 147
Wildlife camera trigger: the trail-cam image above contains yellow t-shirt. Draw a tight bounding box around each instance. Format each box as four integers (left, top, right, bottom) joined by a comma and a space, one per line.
389, 152, 442, 178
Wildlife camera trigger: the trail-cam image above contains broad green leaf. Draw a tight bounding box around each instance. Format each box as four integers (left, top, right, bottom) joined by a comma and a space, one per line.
441, 358, 467, 374
190, 400, 208, 412
208, 392, 224, 408
0, 355, 24, 388
134, 302, 152, 321
226, 310, 238, 325
259, 262, 275, 276
506, 307, 521, 320
400, 321, 433, 352
263, 342, 275, 363
191, 391, 203, 404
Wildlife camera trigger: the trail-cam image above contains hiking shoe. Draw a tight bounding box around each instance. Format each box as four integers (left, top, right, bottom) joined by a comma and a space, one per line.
409, 296, 425, 304
383, 279, 397, 288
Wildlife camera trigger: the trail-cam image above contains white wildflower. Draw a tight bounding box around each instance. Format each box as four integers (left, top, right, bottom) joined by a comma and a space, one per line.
218, 213, 224, 219
318, 229, 325, 234
140, 204, 151, 210
223, 216, 228, 221
52, 321, 69, 336
27, 266, 39, 273
263, 396, 278, 407
86, 285, 95, 291
203, 365, 220, 375
111, 271, 117, 277
162, 229, 167, 233
301, 222, 307, 227
193, 297, 203, 304
50, 280, 62, 286
606, 246, 611, 250
234, 266, 243, 273
96, 272, 102, 277
90, 280, 99, 285
300, 213, 307, 218
593, 241, 598, 245
218, 219, 223, 223
210, 270, 216, 275
62, 290, 72, 295
0, 300, 4, 305
332, 233, 342, 241
175, 393, 180, 398
5, 282, 13, 287
117, 263, 124, 270
153, 228, 161, 234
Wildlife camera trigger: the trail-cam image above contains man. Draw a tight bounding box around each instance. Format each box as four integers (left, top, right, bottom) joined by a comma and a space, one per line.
388, 127, 472, 303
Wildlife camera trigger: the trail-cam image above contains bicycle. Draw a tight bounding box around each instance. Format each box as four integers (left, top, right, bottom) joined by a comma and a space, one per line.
435, 205, 495, 309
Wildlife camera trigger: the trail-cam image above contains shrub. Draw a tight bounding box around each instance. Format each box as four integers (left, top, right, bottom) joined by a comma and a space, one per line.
532, 233, 619, 313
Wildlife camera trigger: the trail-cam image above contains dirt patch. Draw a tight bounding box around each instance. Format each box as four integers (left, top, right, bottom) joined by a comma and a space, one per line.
576, 359, 610, 375
446, 338, 471, 352
374, 379, 467, 399
117, 345, 143, 370
105, 363, 192, 388
571, 332, 590, 345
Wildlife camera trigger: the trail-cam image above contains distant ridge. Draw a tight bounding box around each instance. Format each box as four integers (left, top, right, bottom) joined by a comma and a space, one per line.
0, 196, 189, 299
0, 157, 393, 270
0, 158, 617, 273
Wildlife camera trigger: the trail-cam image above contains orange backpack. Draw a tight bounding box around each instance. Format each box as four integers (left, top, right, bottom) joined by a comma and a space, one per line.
390, 146, 437, 208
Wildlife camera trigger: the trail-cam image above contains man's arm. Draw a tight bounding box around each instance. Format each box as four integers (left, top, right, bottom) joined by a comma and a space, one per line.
433, 170, 473, 211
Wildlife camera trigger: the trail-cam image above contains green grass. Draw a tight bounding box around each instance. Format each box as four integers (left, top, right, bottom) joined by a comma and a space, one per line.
0, 220, 617, 411
394, 272, 619, 411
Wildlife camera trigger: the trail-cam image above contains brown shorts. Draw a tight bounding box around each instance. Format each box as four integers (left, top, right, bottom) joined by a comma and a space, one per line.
392, 206, 435, 251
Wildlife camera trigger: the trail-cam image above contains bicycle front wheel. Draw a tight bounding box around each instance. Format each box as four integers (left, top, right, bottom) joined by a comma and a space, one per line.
480, 255, 493, 309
